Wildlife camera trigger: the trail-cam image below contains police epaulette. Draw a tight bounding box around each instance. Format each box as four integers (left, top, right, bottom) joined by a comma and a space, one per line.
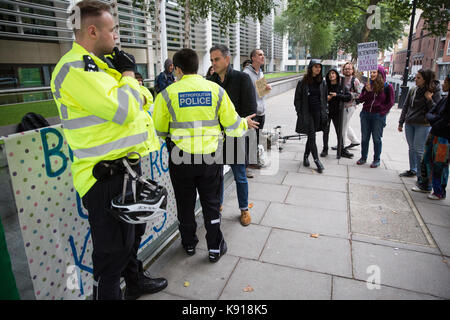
83, 55, 99, 72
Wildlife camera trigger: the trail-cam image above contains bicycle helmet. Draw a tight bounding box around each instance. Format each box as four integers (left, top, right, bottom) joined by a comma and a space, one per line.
109, 153, 168, 224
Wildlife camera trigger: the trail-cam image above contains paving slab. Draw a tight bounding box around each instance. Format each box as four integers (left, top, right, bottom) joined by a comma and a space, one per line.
277, 159, 301, 173
349, 184, 430, 245
348, 166, 403, 184
298, 163, 348, 178
349, 178, 405, 191
261, 202, 348, 238
352, 241, 450, 299
426, 224, 450, 257
285, 186, 347, 212
387, 152, 413, 162
196, 220, 271, 260
406, 187, 450, 207
283, 171, 347, 193
414, 202, 450, 228
150, 247, 239, 300
383, 159, 410, 172
332, 276, 441, 300
219, 259, 331, 300
278, 151, 297, 161
247, 181, 290, 203
250, 170, 287, 185
260, 228, 352, 278
351, 234, 440, 256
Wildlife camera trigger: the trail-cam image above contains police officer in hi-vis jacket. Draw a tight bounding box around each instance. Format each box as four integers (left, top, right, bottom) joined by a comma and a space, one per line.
153, 48, 259, 263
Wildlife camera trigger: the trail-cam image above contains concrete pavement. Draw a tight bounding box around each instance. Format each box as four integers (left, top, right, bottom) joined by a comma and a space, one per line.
141, 88, 450, 300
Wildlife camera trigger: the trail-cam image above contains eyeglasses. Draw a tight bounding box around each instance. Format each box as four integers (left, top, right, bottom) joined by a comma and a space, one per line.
343, 68, 352, 70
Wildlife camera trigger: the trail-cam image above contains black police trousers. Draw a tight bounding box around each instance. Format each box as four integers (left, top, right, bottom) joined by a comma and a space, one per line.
168, 156, 224, 253
82, 167, 145, 300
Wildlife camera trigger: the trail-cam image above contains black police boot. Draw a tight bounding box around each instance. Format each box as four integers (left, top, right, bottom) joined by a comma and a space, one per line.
320, 148, 328, 157
303, 152, 310, 167
209, 240, 227, 263
314, 159, 324, 173
124, 271, 168, 300
184, 244, 196, 256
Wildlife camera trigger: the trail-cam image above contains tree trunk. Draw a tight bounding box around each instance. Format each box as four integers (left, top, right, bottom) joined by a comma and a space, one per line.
183, 0, 191, 48
295, 42, 300, 73
304, 45, 308, 70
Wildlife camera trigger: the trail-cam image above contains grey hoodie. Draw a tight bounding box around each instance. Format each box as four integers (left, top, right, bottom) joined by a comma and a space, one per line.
399, 80, 442, 126
243, 65, 266, 115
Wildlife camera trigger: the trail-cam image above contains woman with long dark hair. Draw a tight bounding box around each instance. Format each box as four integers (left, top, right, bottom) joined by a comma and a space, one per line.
357, 65, 394, 168
205, 66, 214, 80
294, 59, 327, 173
322, 67, 352, 158
398, 69, 442, 178
412, 73, 450, 200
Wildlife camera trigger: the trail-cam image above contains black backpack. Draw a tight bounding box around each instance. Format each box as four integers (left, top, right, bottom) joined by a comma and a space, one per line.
17, 112, 50, 133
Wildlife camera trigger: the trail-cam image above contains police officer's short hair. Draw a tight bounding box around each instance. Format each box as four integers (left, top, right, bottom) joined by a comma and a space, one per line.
73, 0, 111, 33
210, 45, 230, 57
173, 48, 199, 74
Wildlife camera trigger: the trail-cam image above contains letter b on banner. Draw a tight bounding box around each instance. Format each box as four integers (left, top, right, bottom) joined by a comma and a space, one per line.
41, 127, 68, 177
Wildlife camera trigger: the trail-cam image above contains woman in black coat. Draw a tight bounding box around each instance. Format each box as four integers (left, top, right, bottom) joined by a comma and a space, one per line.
322, 67, 352, 158
294, 59, 328, 173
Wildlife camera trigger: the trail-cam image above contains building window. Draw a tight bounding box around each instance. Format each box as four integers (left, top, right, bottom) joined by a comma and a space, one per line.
18, 67, 43, 87
447, 41, 450, 56
0, 64, 55, 89
136, 64, 148, 79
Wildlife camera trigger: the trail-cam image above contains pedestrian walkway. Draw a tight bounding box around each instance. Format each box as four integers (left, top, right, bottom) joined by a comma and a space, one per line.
142, 88, 450, 300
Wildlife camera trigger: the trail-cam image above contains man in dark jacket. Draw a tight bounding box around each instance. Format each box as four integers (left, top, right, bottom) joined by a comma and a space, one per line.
209, 44, 258, 227
322, 67, 352, 158
155, 58, 175, 94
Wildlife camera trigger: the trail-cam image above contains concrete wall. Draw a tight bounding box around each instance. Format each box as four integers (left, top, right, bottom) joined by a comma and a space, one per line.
0, 40, 62, 64
266, 75, 301, 99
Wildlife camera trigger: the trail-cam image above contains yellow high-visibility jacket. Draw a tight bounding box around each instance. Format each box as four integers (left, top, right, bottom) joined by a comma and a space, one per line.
50, 42, 160, 197
152, 74, 248, 154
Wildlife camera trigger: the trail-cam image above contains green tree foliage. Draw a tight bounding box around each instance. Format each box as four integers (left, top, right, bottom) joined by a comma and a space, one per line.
274, 5, 334, 63
417, 0, 450, 37
134, 0, 276, 47
287, 0, 449, 60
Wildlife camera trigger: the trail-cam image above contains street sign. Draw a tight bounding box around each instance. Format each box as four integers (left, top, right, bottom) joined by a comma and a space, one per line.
357, 41, 378, 71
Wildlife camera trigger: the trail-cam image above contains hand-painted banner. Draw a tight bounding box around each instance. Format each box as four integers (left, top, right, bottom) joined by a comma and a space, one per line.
3, 125, 177, 300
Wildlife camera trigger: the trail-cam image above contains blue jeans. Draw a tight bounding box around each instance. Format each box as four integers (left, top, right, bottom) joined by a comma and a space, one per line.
360, 110, 386, 161
404, 124, 431, 178
220, 164, 248, 210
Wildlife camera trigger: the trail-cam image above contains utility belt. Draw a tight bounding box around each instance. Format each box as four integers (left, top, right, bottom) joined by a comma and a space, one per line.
93, 155, 141, 181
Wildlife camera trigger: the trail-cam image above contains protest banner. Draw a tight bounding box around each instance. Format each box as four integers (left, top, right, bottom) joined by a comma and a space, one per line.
357, 41, 378, 72
3, 125, 177, 299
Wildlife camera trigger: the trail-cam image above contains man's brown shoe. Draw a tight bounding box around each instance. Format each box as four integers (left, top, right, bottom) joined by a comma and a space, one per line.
240, 210, 251, 226
246, 168, 254, 178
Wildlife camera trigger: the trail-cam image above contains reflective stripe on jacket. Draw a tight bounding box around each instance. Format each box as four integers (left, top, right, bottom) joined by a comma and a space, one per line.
152, 74, 248, 154
50, 42, 160, 197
